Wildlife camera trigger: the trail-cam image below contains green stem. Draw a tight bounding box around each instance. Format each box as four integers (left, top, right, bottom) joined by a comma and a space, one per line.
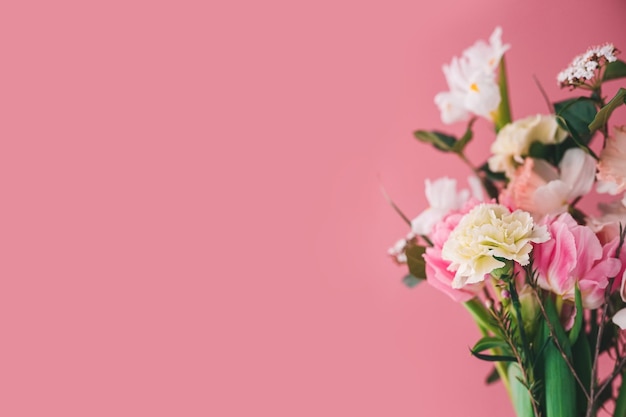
494, 56, 512, 132
464, 299, 512, 395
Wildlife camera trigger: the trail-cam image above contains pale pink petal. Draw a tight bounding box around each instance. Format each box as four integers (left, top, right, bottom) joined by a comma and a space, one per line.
613, 308, 626, 329
424, 248, 480, 302
559, 148, 596, 199
534, 219, 577, 295
533, 180, 570, 216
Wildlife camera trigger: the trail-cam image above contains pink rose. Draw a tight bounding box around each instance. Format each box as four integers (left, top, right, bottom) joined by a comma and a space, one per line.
423, 199, 484, 302
533, 213, 621, 309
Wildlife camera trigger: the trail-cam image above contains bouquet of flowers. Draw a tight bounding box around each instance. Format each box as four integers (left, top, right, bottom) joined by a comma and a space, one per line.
388, 27, 626, 417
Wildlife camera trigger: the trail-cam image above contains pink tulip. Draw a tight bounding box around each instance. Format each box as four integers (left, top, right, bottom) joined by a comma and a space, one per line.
533, 213, 621, 309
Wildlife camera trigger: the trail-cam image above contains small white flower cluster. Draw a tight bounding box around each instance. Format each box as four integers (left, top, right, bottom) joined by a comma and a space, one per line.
557, 43, 618, 87
388, 238, 408, 263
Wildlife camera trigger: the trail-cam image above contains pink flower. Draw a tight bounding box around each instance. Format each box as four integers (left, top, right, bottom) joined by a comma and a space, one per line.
533, 213, 621, 309
601, 236, 626, 293
501, 148, 595, 219
588, 199, 626, 244
597, 126, 626, 195
423, 199, 484, 302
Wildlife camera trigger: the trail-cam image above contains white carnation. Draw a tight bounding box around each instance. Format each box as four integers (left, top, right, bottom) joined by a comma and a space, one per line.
441, 203, 550, 288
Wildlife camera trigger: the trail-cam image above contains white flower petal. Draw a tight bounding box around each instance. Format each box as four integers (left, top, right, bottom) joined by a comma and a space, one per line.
559, 148, 596, 199
613, 308, 626, 329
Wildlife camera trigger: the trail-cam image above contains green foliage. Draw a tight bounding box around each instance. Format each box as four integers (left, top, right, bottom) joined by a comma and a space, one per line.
572, 334, 591, 415
470, 350, 517, 363
542, 298, 577, 417
414, 117, 477, 155
568, 285, 583, 345
479, 162, 506, 182
401, 273, 422, 288
603, 59, 626, 82
405, 244, 426, 280
485, 367, 501, 385
554, 97, 597, 146
509, 363, 535, 417
464, 299, 499, 335
588, 87, 626, 133
451, 118, 476, 153
495, 56, 512, 132
614, 369, 626, 417
472, 336, 510, 352
413, 130, 457, 152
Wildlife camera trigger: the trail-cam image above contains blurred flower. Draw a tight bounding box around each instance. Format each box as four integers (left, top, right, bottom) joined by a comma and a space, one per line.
589, 198, 626, 244
441, 203, 549, 288
557, 43, 618, 88
411, 176, 483, 236
534, 213, 621, 309
463, 26, 510, 73
502, 148, 596, 218
423, 199, 484, 302
488, 114, 568, 178
612, 243, 626, 329
612, 308, 626, 329
387, 238, 408, 263
597, 126, 626, 195
434, 27, 509, 124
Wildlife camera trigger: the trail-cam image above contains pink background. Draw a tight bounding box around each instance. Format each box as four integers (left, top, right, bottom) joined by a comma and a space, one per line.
1, 0, 626, 415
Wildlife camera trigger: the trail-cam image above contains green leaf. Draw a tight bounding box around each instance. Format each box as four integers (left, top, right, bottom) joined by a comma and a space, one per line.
494, 56, 512, 132
542, 299, 577, 417
554, 97, 597, 145
464, 299, 499, 335
405, 244, 426, 279
413, 130, 457, 152
485, 367, 501, 385
544, 297, 572, 356
472, 336, 509, 352
614, 368, 626, 417
588, 87, 626, 133
401, 273, 422, 288
568, 285, 583, 345
572, 334, 591, 414
509, 363, 534, 417
469, 349, 517, 363
603, 59, 626, 82
452, 118, 477, 153
527, 141, 551, 160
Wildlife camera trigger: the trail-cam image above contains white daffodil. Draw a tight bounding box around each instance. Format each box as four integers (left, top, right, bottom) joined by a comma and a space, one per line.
434, 27, 510, 124
441, 203, 550, 288
410, 177, 483, 236
463, 26, 511, 73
